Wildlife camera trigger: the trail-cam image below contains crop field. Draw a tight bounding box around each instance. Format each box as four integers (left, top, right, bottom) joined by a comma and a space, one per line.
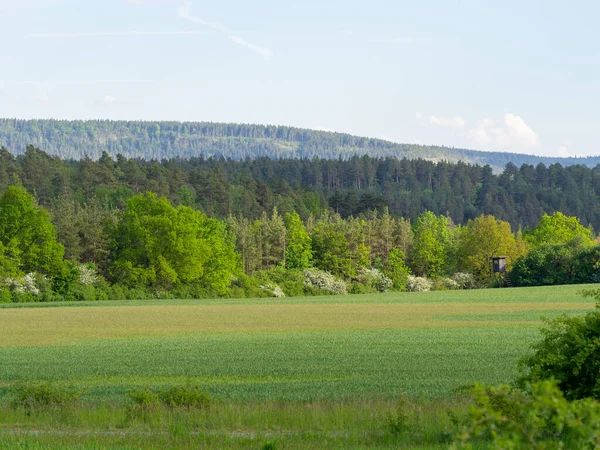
0, 284, 595, 403
0, 285, 596, 448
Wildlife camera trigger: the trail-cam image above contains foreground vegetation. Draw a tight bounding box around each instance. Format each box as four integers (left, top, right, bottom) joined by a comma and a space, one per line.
1, 286, 598, 448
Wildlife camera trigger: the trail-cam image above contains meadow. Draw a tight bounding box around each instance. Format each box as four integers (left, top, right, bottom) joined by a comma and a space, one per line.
0, 285, 596, 448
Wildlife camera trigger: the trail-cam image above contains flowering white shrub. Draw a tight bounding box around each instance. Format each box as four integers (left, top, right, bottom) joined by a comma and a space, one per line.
441, 278, 459, 290
407, 276, 433, 292
78, 264, 99, 286
358, 268, 393, 292
259, 284, 286, 298
2, 273, 42, 295
451, 272, 477, 290
303, 269, 348, 295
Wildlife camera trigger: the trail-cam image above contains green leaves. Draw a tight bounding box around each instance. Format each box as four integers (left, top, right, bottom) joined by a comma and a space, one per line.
285, 211, 312, 270
524, 212, 595, 248
0, 186, 64, 277
110, 193, 239, 292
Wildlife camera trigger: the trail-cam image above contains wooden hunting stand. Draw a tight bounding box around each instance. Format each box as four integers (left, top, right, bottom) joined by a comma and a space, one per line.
491, 256, 512, 287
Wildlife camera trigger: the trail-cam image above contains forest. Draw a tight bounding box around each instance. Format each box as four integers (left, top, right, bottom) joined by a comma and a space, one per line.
1, 119, 599, 171
1, 146, 600, 229
0, 145, 599, 303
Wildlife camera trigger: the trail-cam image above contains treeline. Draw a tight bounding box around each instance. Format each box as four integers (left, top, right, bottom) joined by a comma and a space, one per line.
1, 171, 599, 303
2, 119, 599, 170
2, 146, 600, 230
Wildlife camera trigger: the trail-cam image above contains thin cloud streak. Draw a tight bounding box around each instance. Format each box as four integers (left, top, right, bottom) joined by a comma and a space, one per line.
27, 31, 211, 38
177, 1, 273, 59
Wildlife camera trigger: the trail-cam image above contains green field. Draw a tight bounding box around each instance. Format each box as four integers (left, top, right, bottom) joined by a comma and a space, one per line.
0, 285, 596, 448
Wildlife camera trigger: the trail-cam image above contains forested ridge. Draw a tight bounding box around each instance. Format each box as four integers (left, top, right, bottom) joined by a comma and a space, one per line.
1, 119, 599, 171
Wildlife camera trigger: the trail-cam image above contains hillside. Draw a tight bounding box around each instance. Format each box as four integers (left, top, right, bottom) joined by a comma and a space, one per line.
1, 119, 598, 170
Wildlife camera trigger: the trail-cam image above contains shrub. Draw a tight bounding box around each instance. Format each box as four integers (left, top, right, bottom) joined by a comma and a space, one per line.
386, 249, 411, 291
357, 268, 393, 293
157, 384, 211, 409
407, 276, 433, 292
451, 272, 477, 290
303, 269, 348, 295
519, 295, 600, 401
128, 384, 211, 409
452, 381, 600, 449
127, 386, 160, 408
78, 263, 99, 286
11, 381, 82, 410
2, 273, 42, 296
385, 394, 411, 435
259, 284, 286, 298
434, 278, 459, 291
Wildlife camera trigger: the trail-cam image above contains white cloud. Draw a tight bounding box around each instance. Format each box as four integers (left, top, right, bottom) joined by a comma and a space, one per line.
504, 113, 539, 147
27, 31, 210, 38
558, 145, 570, 157
177, 1, 273, 59
416, 112, 465, 129
464, 114, 539, 150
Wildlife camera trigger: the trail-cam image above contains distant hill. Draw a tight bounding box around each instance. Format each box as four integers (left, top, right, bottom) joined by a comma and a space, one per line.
0, 118, 598, 170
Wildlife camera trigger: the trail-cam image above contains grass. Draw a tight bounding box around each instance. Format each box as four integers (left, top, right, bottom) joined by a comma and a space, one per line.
0, 284, 596, 448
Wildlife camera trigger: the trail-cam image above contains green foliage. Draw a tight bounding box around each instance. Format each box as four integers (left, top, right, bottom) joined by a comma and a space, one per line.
0, 186, 64, 276
311, 220, 354, 278
524, 212, 595, 248
453, 381, 600, 449
411, 212, 454, 277
510, 238, 592, 287
519, 297, 600, 400
11, 381, 82, 410
128, 384, 211, 409
458, 215, 527, 283
157, 384, 211, 409
285, 212, 312, 270
385, 249, 411, 291
110, 193, 239, 292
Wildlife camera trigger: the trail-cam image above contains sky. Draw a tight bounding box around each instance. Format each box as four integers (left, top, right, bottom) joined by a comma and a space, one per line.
0, 0, 598, 157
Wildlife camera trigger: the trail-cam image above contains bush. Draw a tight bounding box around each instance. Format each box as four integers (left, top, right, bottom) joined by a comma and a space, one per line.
127, 386, 160, 408
259, 283, 286, 298
451, 272, 477, 290
510, 240, 589, 287
0, 288, 11, 303
128, 384, 211, 409
519, 296, 600, 401
303, 269, 348, 295
407, 276, 433, 292
357, 268, 393, 292
157, 384, 211, 409
2, 273, 43, 296
452, 381, 600, 449
433, 278, 459, 291
11, 381, 82, 410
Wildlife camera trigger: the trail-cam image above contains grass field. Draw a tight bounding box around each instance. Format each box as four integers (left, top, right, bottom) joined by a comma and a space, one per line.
0, 285, 596, 448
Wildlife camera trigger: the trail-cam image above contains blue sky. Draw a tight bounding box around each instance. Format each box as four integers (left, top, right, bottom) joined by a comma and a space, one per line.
1, 0, 598, 157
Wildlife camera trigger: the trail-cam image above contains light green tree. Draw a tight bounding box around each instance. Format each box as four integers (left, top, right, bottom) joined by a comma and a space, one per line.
110, 193, 239, 292
411, 211, 451, 277
285, 211, 312, 269
458, 215, 527, 282
0, 186, 64, 276
385, 248, 411, 291
524, 212, 595, 248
